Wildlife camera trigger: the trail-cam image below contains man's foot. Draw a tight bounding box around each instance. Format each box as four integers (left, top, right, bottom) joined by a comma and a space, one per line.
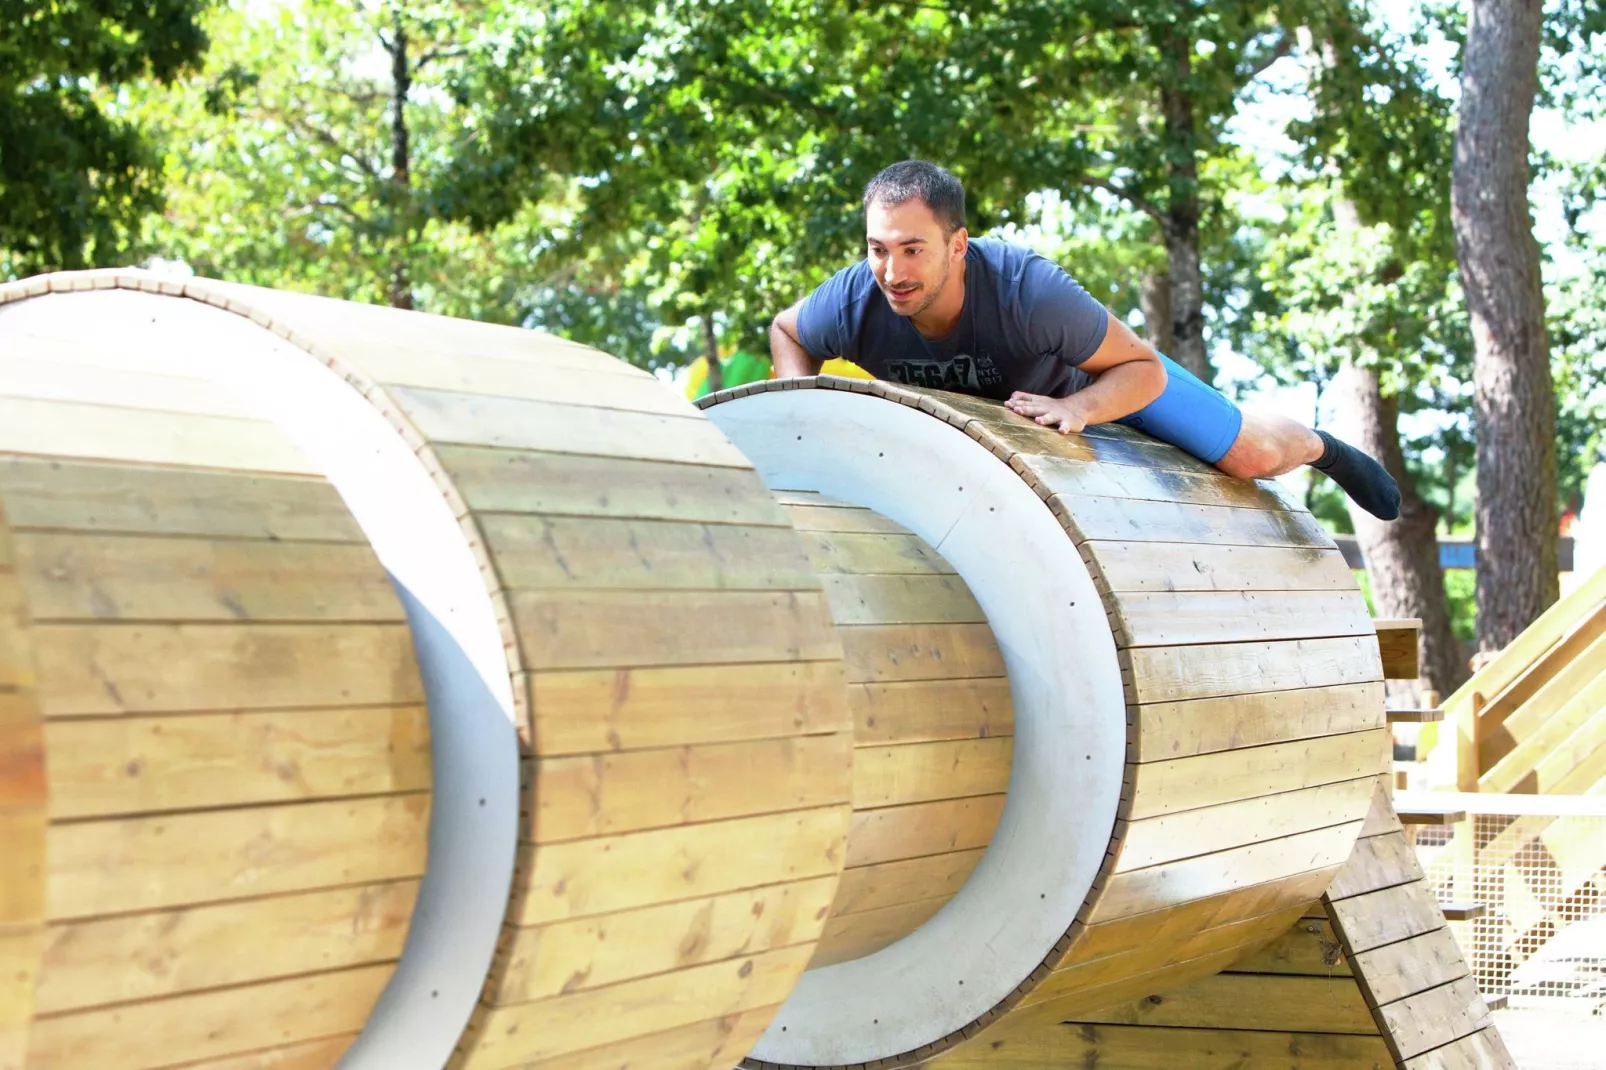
1311, 431, 1401, 520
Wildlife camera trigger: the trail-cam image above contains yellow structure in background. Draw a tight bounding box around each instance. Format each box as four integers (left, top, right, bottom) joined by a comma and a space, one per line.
683, 353, 873, 400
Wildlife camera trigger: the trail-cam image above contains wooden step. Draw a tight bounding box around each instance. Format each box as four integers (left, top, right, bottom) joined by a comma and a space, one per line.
1373, 618, 1422, 680
1386, 708, 1444, 723
1441, 902, 1486, 922
1396, 806, 1466, 826
1485, 993, 1507, 1011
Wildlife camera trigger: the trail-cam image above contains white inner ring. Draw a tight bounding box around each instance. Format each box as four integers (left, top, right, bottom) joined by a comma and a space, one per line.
1, 291, 519, 1070
706, 391, 1125, 1065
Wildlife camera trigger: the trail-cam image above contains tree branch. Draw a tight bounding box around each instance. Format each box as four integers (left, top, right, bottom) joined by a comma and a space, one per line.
416, 46, 469, 70
1080, 175, 1164, 223
1244, 30, 1295, 81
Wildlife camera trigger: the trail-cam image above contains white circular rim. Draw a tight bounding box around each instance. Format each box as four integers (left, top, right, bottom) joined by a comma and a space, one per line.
705, 389, 1125, 1066
0, 290, 520, 1070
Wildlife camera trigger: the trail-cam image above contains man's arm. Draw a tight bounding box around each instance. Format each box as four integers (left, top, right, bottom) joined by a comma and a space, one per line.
1005, 311, 1166, 434
770, 300, 825, 377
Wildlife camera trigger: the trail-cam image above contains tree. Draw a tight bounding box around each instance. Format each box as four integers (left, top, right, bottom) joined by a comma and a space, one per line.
1, 0, 207, 275
1451, 0, 1558, 652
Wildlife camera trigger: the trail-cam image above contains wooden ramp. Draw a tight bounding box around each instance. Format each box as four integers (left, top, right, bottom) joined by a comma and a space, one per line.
933, 784, 1515, 1069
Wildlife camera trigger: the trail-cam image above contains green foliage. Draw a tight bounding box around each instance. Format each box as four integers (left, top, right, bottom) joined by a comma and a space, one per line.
1, 0, 209, 274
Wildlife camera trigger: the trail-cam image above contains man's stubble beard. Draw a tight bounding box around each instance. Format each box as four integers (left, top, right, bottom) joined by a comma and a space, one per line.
884, 254, 953, 320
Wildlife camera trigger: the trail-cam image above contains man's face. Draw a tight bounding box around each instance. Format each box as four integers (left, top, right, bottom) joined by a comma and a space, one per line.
865, 197, 966, 319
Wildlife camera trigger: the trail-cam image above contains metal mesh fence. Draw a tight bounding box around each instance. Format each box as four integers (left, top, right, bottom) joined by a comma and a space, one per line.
1409, 799, 1606, 1070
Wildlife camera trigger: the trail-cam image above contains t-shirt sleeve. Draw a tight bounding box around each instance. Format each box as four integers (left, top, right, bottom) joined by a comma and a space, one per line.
1019, 255, 1109, 368
794, 263, 862, 362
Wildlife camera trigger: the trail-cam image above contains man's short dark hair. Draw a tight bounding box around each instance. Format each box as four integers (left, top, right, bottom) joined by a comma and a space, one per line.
863, 161, 967, 236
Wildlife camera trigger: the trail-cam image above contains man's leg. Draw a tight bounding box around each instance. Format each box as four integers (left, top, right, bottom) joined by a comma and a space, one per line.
1117, 356, 1402, 520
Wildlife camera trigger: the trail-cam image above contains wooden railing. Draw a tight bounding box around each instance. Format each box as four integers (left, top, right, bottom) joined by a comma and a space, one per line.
1430, 565, 1606, 793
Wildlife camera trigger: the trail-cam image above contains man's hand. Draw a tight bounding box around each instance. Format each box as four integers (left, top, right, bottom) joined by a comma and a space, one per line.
1005, 392, 1088, 435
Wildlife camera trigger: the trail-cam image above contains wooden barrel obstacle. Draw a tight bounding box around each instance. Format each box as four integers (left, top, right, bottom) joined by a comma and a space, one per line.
0, 270, 1508, 1070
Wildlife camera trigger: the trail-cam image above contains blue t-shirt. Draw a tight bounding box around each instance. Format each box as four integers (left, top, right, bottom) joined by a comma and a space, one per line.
794, 237, 1109, 400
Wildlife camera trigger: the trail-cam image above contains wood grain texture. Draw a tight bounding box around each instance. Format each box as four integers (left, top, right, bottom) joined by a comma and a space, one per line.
699, 376, 1387, 1065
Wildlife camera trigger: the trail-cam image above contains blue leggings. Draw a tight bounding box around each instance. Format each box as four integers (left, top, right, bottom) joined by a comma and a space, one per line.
1114, 354, 1244, 464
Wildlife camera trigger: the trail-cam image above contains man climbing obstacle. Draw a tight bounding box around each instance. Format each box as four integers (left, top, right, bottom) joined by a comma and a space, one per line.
768, 160, 1401, 520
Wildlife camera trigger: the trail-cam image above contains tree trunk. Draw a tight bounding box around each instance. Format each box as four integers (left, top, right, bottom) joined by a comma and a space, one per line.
388, 7, 414, 311
1330, 364, 1469, 696
1452, 0, 1557, 651
1159, 28, 1210, 384
1139, 268, 1174, 355
702, 313, 723, 393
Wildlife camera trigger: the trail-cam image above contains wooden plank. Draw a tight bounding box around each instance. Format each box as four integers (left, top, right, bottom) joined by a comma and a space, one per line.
460, 1004, 777, 1070
511, 807, 849, 925
1011, 450, 1307, 511
1349, 926, 1470, 1007
1117, 778, 1376, 872
24, 962, 391, 1070
0, 458, 363, 542
1111, 590, 1375, 648
1063, 867, 1335, 971
0, 582, 32, 693
456, 944, 811, 1068
1375, 617, 1422, 680
1121, 636, 1383, 704
482, 514, 818, 592
1028, 904, 1310, 1008
0, 355, 259, 418
1325, 831, 1424, 901
842, 795, 1006, 868
1517, 696, 1606, 794
44, 705, 431, 819
795, 530, 953, 576
1225, 915, 1350, 976
1439, 902, 1484, 922
1048, 492, 1332, 548
981, 418, 1217, 476
1072, 971, 1378, 1034
0, 808, 46, 925
838, 622, 1007, 683
527, 661, 851, 756
1397, 807, 1467, 826
32, 623, 423, 717
828, 848, 987, 916
934, 1021, 1392, 1070
810, 895, 948, 967
1376, 974, 1490, 1061
1090, 822, 1362, 923
851, 737, 1012, 808
818, 573, 986, 626
47, 794, 429, 918
848, 677, 1013, 745
432, 446, 788, 526
0, 716, 44, 811
1389, 707, 1445, 723
1359, 780, 1405, 838
355, 348, 690, 415
1084, 541, 1353, 593
35, 879, 418, 1013
1483, 662, 1606, 790
507, 589, 840, 671
1402, 1027, 1517, 1070
1127, 730, 1390, 820
0, 925, 42, 1070
0, 398, 319, 476
779, 504, 911, 534
1132, 681, 1385, 763
13, 534, 402, 624
390, 387, 752, 467
1326, 879, 1447, 955
489, 878, 837, 1004
532, 734, 852, 842
157, 1034, 358, 1070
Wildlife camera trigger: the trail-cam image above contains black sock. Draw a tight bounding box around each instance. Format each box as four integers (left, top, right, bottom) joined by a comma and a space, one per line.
1311, 431, 1402, 521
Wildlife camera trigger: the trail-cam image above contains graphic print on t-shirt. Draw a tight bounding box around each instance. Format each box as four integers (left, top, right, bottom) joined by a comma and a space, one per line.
883, 353, 1003, 391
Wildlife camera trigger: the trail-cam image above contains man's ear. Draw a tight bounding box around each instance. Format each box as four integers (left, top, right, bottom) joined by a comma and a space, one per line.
951, 227, 969, 260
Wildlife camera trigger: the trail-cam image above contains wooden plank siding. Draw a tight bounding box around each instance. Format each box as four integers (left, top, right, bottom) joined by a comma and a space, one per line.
776, 497, 1012, 969
0, 274, 861, 1070
704, 376, 1394, 1066
0, 346, 429, 1070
